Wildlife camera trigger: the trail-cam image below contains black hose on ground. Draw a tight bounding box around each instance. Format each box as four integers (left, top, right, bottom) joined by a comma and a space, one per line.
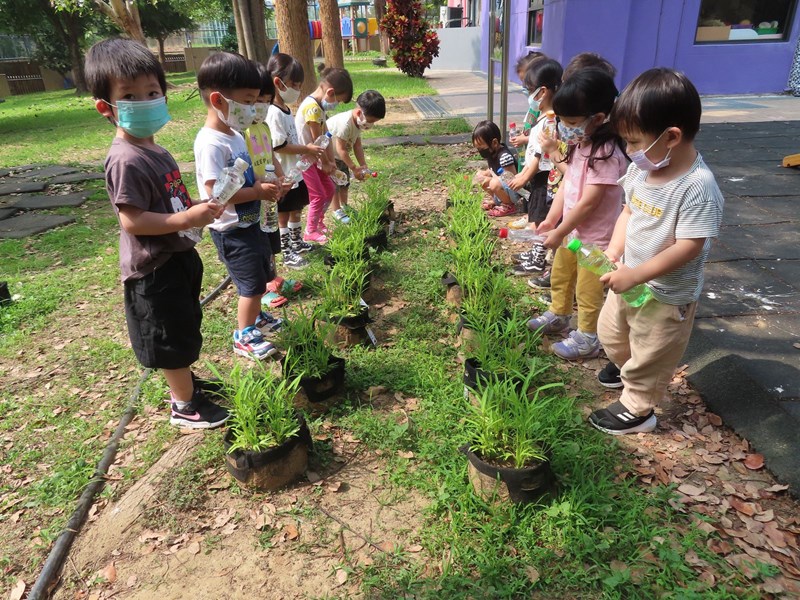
27, 275, 232, 600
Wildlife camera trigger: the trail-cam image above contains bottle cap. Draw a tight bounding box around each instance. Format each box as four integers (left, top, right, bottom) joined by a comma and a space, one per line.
233, 157, 249, 173
509, 122, 516, 128
496, 167, 505, 175
498, 228, 509, 239
325, 132, 332, 138
566, 238, 582, 252
545, 110, 555, 118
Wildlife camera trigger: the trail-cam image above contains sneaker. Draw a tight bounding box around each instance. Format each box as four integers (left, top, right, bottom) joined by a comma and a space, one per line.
527, 270, 551, 290
507, 215, 529, 230
528, 243, 547, 271
552, 330, 601, 360
289, 227, 314, 253
588, 400, 657, 435
512, 249, 534, 263
512, 259, 541, 276
233, 326, 278, 360
191, 372, 225, 397
254, 311, 282, 337
170, 396, 229, 430
279, 230, 293, 255
332, 208, 351, 224
598, 362, 623, 389
282, 249, 308, 270
303, 230, 327, 244
527, 310, 571, 335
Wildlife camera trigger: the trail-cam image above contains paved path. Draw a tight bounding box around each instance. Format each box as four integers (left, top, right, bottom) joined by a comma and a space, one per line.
419, 70, 800, 494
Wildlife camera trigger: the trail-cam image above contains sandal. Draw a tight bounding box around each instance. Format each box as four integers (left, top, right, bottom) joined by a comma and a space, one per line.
488, 204, 517, 217
481, 199, 495, 210
267, 277, 303, 296
261, 291, 288, 309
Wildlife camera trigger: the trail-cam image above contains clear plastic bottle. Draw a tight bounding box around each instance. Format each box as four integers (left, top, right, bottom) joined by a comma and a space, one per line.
283, 155, 315, 185
539, 111, 557, 172
331, 169, 349, 186
566, 238, 652, 307
356, 166, 377, 179
182, 157, 249, 242
260, 165, 279, 233
496, 167, 531, 201
509, 121, 520, 138
314, 132, 333, 169
498, 227, 544, 243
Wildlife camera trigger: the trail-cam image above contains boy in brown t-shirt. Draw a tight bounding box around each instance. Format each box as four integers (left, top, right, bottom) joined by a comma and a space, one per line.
85, 38, 229, 429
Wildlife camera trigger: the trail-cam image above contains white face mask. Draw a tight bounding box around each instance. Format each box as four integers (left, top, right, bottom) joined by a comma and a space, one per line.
215, 94, 255, 131
277, 80, 300, 105
356, 113, 372, 130
252, 102, 270, 124
629, 129, 672, 171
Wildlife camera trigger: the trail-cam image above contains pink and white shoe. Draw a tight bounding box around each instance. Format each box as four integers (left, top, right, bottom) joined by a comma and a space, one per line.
303, 230, 327, 244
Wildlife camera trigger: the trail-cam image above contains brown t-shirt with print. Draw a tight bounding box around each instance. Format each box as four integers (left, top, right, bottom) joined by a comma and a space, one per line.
104, 138, 195, 281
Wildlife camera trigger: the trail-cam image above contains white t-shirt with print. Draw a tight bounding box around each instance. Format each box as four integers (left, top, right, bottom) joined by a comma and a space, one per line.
266, 103, 300, 173
524, 116, 549, 173
326, 110, 360, 161
193, 126, 259, 232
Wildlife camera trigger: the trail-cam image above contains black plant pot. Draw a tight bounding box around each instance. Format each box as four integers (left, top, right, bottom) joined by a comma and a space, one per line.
372, 57, 387, 67
296, 355, 346, 403
364, 229, 389, 253
460, 444, 555, 504
463, 358, 525, 392
378, 201, 396, 225
223, 414, 312, 491
320, 304, 371, 330
0, 282, 10, 306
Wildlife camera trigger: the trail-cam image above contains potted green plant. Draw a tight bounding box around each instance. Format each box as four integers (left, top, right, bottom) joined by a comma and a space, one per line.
279, 305, 346, 413
214, 363, 312, 491
460, 373, 562, 504
318, 261, 373, 347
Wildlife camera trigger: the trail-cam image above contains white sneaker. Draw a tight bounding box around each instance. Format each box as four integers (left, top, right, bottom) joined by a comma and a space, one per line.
332, 208, 350, 224
507, 216, 529, 230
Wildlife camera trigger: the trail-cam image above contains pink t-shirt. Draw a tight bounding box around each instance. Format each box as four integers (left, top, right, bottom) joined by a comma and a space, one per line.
561, 141, 627, 249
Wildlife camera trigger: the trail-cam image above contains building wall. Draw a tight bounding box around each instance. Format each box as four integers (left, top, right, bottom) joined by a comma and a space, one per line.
483, 0, 800, 95
430, 26, 483, 71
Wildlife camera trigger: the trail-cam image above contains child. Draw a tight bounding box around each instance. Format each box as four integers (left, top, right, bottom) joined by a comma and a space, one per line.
194, 51, 283, 361
326, 89, 386, 223
589, 68, 724, 435
295, 66, 354, 243
86, 38, 228, 428
509, 51, 547, 150
266, 53, 322, 260
244, 61, 308, 298
527, 68, 627, 360
509, 58, 563, 272
471, 120, 519, 216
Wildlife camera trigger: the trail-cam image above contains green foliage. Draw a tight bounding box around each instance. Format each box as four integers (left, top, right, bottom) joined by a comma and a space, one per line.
279, 305, 337, 380
318, 260, 371, 320
382, 0, 440, 78
139, 0, 195, 42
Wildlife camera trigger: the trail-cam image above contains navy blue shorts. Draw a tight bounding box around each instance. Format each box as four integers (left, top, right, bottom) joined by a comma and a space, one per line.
210, 225, 275, 297
123, 249, 203, 370
278, 179, 310, 213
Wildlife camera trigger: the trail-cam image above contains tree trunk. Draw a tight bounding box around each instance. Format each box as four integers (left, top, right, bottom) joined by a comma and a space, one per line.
247, 0, 269, 64
95, 0, 146, 43
318, 0, 343, 69
374, 0, 390, 56
233, 0, 255, 58
157, 37, 166, 66
231, 0, 245, 54
66, 17, 87, 93
274, 0, 317, 100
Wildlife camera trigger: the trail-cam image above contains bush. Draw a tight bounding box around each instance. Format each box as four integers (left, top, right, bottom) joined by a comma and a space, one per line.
381, 0, 440, 78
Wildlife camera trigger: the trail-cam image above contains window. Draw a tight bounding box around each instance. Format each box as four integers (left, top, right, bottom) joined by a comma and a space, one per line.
527, 0, 544, 46
695, 0, 798, 43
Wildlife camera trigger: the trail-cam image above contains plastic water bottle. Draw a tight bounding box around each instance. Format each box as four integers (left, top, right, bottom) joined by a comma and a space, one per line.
314, 132, 333, 169
182, 157, 248, 242
283, 155, 315, 185
356, 167, 377, 179
498, 227, 544, 243
566, 238, 652, 307
509, 122, 520, 138
539, 111, 557, 172
496, 167, 531, 201
260, 165, 279, 233
331, 169, 349, 186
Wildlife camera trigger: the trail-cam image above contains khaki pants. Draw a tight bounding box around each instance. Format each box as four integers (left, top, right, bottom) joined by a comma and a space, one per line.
598, 291, 697, 415
550, 246, 606, 334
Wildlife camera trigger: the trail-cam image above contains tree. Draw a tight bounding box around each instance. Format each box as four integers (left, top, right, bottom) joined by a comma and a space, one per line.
53, 0, 145, 43
382, 0, 440, 78
273, 0, 316, 98
231, 0, 269, 63
318, 0, 343, 69
373, 0, 390, 56
138, 0, 195, 66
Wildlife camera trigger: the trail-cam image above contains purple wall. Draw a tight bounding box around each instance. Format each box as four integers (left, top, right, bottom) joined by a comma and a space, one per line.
482, 0, 800, 95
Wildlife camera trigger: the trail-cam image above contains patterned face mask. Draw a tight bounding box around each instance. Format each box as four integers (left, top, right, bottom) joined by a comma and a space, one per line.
252, 102, 270, 125
215, 94, 256, 131
557, 117, 592, 146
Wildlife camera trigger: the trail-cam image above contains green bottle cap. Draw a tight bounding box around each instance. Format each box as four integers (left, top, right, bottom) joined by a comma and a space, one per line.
566, 238, 582, 252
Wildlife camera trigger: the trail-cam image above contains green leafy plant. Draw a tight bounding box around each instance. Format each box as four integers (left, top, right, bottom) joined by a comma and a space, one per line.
279, 305, 337, 380
381, 0, 440, 78
318, 259, 371, 320
469, 309, 543, 376
210, 363, 302, 453
460, 269, 512, 332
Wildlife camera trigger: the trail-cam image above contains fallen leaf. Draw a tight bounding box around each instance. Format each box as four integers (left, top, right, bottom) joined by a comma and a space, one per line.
729, 496, 757, 517
8, 579, 25, 600
524, 565, 540, 584
99, 561, 117, 583
326, 481, 343, 493
397, 450, 415, 459
335, 569, 348, 585
377, 540, 394, 553
702, 454, 725, 465
678, 483, 706, 497
610, 560, 628, 573
754, 510, 775, 523
763, 484, 789, 494
126, 575, 137, 588
744, 454, 765, 470
285, 524, 299, 541
707, 413, 723, 427
187, 541, 201, 555
406, 544, 423, 553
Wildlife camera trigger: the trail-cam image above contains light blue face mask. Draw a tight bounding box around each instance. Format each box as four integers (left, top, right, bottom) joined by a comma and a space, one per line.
528, 87, 543, 112
322, 99, 339, 111
112, 97, 171, 138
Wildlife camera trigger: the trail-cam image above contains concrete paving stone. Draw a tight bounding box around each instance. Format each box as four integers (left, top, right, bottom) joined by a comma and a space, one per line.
699, 121, 800, 139
758, 258, 800, 290
0, 169, 9, 178
699, 259, 797, 318
711, 223, 800, 261
9, 165, 79, 180
753, 196, 800, 221
715, 173, 800, 197
0, 213, 75, 239
707, 239, 741, 262
8, 163, 47, 173
11, 192, 90, 210
705, 162, 787, 178
0, 180, 47, 196
0, 207, 19, 221
701, 148, 788, 165
46, 172, 105, 185
720, 196, 783, 226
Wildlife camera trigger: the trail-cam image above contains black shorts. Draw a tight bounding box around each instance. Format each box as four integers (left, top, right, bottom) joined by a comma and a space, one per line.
123, 249, 203, 370
527, 170, 551, 225
210, 225, 274, 297
278, 179, 310, 213
267, 230, 281, 255
334, 159, 351, 189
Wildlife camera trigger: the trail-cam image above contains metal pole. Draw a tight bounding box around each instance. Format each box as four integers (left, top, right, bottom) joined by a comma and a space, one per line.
487, 0, 496, 121
499, 0, 511, 143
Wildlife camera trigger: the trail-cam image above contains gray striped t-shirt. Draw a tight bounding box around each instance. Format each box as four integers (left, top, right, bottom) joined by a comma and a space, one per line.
619, 154, 724, 305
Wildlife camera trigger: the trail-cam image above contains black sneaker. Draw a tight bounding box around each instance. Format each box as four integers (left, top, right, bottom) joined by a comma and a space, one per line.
191, 372, 225, 397
597, 362, 623, 389
512, 250, 534, 263
170, 397, 229, 429
254, 310, 282, 337
588, 401, 657, 435
512, 260, 540, 276
289, 227, 314, 254
527, 270, 551, 290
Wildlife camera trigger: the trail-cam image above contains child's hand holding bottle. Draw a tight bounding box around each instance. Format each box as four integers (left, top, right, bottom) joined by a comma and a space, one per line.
185, 201, 224, 227
259, 180, 281, 202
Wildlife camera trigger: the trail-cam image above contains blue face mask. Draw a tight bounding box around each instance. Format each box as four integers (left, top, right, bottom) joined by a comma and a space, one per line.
113, 97, 171, 138
322, 99, 339, 111
557, 117, 591, 146
528, 87, 543, 113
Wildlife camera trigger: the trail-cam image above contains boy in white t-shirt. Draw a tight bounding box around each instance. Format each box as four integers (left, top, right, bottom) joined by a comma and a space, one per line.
325, 90, 386, 223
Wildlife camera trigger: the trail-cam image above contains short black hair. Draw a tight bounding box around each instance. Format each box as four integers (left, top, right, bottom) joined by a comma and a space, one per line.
197, 51, 261, 104
318, 66, 353, 103
255, 61, 275, 98
356, 90, 385, 119
563, 52, 616, 81
523, 58, 562, 94
267, 52, 304, 84
515, 51, 547, 74
472, 120, 501, 146
611, 68, 702, 141
85, 38, 166, 102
